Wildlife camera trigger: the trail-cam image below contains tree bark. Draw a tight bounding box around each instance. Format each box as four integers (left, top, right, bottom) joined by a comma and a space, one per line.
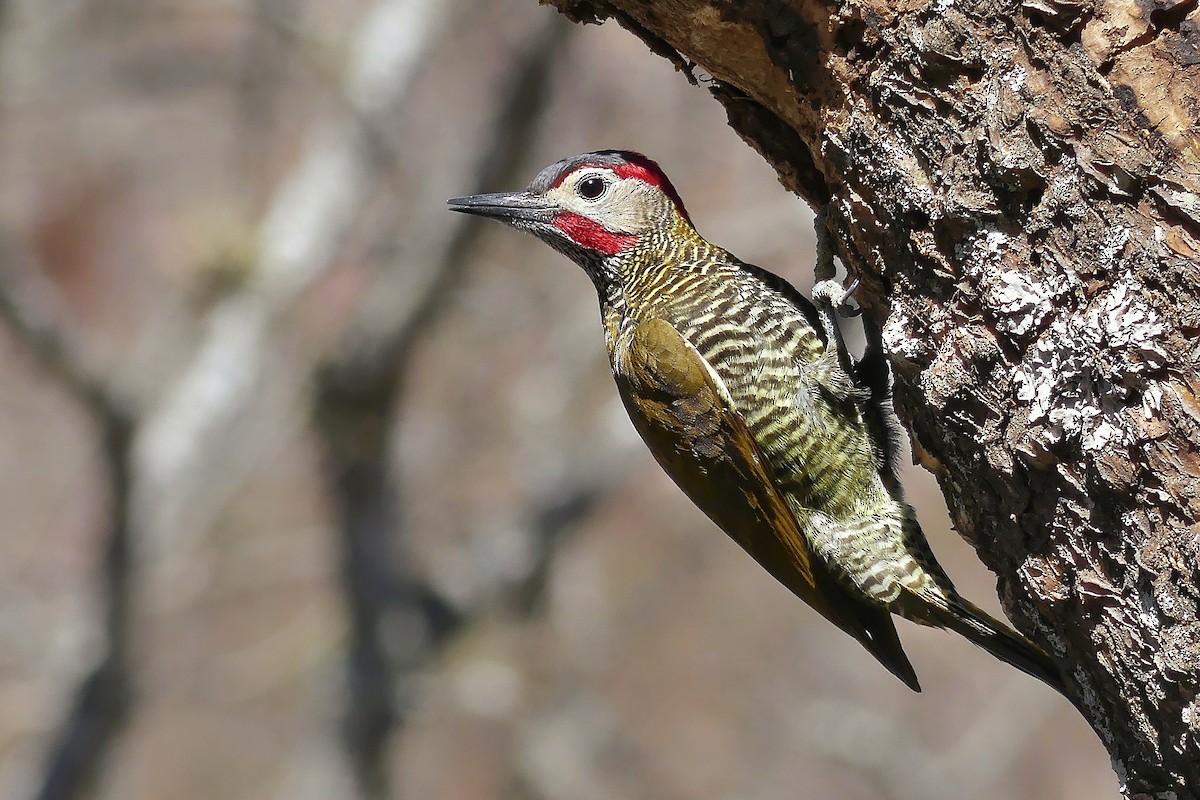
543, 0, 1200, 796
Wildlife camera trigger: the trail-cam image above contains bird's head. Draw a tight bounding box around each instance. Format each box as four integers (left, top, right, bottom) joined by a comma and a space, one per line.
448, 150, 694, 282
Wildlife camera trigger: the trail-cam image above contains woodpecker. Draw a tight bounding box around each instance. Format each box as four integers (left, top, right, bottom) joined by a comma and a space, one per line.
448, 150, 1062, 693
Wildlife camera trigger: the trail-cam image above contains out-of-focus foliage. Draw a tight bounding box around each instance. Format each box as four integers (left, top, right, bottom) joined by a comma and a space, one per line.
0, 1, 1108, 799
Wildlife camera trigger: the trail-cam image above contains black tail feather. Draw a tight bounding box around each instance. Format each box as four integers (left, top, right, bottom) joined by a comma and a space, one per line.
935, 597, 1065, 694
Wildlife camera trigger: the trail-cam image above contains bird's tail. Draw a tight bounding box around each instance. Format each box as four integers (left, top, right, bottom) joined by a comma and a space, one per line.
886, 512, 1066, 695
929, 594, 1065, 694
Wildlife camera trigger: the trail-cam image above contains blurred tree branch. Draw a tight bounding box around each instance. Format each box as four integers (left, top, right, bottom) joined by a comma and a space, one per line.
313, 16, 571, 798
3, 5, 606, 798
236, 0, 301, 202
0, 245, 135, 800
542, 1, 1200, 795
133, 0, 456, 562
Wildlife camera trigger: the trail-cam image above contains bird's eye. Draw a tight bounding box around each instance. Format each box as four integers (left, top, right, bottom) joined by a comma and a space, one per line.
577, 176, 607, 201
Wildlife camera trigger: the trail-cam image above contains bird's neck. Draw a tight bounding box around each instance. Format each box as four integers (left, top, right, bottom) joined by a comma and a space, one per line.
593, 216, 730, 351
603, 216, 723, 306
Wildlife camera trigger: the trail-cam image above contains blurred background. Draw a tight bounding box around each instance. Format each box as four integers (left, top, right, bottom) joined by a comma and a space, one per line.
0, 1, 1110, 798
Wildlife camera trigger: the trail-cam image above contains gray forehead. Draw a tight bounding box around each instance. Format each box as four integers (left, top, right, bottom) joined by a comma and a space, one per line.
527, 152, 626, 193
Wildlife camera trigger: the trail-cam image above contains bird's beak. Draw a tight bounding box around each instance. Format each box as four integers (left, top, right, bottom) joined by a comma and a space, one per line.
447, 191, 555, 223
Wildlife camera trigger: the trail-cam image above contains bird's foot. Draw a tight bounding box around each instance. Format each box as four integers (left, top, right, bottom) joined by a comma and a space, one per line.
812, 277, 861, 318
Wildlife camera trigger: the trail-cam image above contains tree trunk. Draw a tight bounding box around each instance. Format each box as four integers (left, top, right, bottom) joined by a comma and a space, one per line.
544, 0, 1200, 796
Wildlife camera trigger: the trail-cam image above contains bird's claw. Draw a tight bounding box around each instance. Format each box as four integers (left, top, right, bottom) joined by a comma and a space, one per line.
812, 277, 861, 318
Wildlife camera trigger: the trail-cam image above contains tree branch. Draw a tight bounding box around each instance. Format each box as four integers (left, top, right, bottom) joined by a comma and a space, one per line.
0, 243, 136, 800
132, 0, 456, 564
312, 15, 571, 798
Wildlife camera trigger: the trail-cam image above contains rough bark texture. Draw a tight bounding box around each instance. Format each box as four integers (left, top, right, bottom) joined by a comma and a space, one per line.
544, 0, 1200, 796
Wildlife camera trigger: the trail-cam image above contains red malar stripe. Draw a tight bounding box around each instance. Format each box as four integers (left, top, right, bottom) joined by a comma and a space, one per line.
553, 212, 637, 255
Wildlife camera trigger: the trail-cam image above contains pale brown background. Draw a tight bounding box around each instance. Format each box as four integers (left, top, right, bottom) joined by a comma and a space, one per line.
0, 1, 1109, 798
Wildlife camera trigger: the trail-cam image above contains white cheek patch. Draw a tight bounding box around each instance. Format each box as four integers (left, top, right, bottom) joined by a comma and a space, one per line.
560, 179, 671, 233
596, 180, 656, 232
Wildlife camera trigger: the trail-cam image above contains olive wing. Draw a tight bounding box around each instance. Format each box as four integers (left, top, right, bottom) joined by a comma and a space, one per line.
611, 317, 920, 690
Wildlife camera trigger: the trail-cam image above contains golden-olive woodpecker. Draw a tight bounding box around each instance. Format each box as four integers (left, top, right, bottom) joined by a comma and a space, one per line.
448, 150, 1062, 693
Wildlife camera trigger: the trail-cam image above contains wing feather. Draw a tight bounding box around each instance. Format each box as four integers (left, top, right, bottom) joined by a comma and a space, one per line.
612, 317, 920, 690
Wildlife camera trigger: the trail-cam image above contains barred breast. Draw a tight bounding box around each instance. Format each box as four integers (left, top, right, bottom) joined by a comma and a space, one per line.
622, 251, 935, 606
